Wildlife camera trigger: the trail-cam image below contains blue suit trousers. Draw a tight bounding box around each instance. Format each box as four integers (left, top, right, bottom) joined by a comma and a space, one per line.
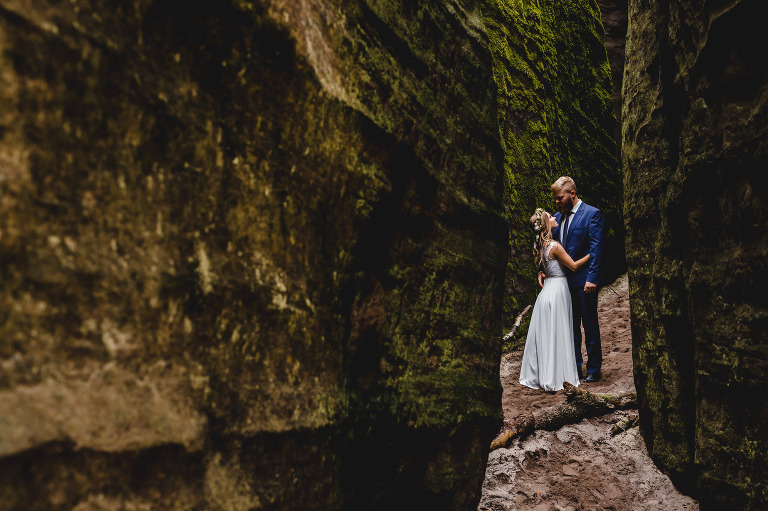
570, 286, 601, 375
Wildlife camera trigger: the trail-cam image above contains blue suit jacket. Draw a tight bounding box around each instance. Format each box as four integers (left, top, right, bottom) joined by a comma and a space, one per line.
553, 201, 604, 288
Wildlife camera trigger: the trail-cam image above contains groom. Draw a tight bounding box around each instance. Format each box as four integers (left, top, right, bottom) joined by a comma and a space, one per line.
539, 176, 605, 382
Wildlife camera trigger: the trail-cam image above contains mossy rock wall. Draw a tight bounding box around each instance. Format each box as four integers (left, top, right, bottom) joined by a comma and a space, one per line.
482, 0, 621, 335
0, 1, 505, 509
597, 0, 628, 156
623, 0, 768, 507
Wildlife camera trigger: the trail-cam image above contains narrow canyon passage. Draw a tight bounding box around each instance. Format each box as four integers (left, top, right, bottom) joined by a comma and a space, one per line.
479, 275, 699, 510
0, 0, 762, 508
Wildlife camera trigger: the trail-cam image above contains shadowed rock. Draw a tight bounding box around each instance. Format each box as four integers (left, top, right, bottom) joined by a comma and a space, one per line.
0, 1, 504, 509
0, 0, 624, 509
623, 0, 768, 507
598, 0, 628, 156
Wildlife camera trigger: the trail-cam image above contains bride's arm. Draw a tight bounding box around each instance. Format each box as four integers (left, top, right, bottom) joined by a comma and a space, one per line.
550, 243, 590, 271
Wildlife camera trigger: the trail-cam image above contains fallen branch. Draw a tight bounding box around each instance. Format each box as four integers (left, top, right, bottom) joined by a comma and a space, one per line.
490, 382, 637, 450
502, 305, 532, 342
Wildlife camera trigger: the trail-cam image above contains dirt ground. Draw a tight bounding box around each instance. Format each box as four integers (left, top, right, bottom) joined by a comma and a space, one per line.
478, 274, 699, 511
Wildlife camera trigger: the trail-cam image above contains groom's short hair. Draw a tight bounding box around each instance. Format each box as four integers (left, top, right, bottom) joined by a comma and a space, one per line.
551, 176, 576, 193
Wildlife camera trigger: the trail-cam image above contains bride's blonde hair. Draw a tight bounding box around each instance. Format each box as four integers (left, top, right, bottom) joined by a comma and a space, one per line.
530, 208, 554, 267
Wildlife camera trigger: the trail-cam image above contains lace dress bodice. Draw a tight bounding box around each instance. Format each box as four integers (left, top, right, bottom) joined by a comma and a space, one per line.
542, 242, 566, 278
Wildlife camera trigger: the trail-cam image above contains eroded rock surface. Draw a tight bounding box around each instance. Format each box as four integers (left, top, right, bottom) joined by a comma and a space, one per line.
0, 1, 504, 509
0, 0, 624, 509
623, 0, 768, 507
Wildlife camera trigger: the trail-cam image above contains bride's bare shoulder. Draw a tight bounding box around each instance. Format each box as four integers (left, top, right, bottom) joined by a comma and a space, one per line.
548, 241, 561, 259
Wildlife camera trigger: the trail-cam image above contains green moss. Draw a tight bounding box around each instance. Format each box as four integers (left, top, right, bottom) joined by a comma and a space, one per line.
482, 0, 620, 335
0, 0, 623, 507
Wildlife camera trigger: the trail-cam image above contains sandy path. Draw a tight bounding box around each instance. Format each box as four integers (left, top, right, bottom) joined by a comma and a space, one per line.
478, 275, 699, 511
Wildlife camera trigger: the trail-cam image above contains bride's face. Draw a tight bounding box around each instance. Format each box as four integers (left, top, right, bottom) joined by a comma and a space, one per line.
549, 216, 558, 229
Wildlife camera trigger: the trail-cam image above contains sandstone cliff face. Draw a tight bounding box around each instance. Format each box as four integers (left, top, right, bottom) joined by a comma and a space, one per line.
623, 0, 768, 507
598, 0, 628, 156
0, 1, 504, 509
483, 0, 621, 329
0, 0, 623, 508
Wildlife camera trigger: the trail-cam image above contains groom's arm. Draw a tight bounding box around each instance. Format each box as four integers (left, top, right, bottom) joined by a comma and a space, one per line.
585, 209, 604, 290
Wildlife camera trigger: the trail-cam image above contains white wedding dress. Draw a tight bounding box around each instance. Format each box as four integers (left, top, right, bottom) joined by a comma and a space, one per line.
519, 242, 580, 391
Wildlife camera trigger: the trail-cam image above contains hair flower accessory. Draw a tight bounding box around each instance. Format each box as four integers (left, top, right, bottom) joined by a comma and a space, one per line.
533, 208, 544, 232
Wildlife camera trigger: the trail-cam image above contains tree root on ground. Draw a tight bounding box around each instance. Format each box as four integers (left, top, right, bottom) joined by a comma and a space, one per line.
490, 383, 638, 451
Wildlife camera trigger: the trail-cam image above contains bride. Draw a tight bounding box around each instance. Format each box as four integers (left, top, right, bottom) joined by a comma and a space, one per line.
519, 208, 591, 392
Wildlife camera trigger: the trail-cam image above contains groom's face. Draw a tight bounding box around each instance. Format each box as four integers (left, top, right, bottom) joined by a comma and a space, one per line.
553, 188, 576, 213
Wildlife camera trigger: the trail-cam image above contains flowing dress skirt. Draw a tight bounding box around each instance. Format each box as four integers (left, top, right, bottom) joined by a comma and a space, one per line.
519, 276, 580, 391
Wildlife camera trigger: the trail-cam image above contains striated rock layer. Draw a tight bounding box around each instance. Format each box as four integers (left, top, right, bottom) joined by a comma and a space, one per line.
623, 0, 768, 508
0, 0, 505, 509
483, 0, 621, 331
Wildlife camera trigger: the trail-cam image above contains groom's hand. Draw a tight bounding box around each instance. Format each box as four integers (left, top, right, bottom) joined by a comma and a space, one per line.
538, 272, 545, 288
584, 281, 597, 294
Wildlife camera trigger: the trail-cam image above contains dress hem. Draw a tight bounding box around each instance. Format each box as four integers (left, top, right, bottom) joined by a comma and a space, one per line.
519, 379, 580, 392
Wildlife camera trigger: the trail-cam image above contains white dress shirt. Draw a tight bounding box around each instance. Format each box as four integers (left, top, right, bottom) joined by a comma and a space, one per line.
561, 199, 582, 244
